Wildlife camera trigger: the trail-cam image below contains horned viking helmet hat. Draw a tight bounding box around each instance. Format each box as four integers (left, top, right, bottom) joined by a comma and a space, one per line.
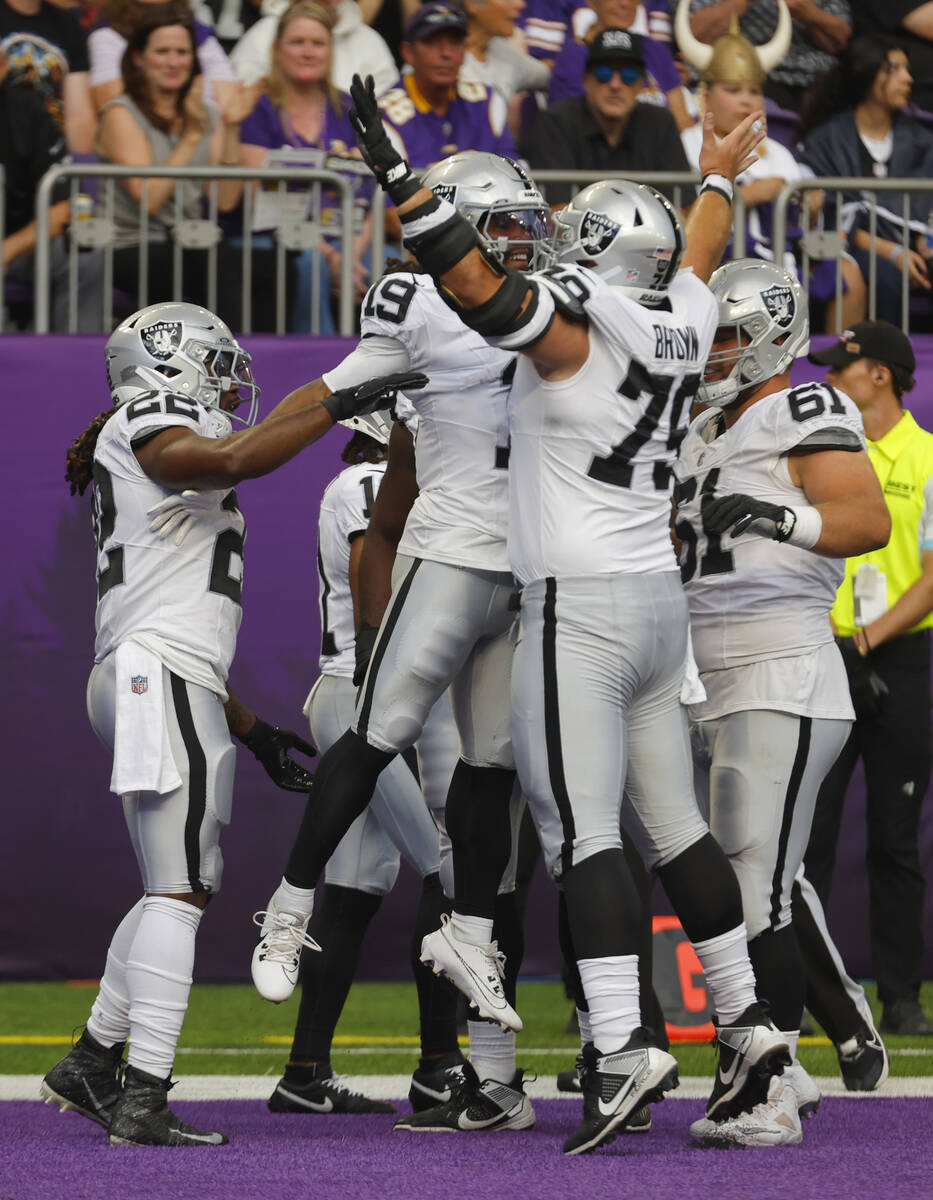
674, 0, 792, 85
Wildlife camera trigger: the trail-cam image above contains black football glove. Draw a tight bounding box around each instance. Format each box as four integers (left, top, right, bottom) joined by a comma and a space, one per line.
237, 717, 316, 793
349, 74, 422, 205
703, 493, 795, 542
322, 370, 428, 424
354, 623, 379, 687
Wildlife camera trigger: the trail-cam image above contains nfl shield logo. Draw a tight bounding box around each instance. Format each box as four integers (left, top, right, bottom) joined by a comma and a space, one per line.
580, 209, 621, 257
141, 321, 182, 361
131, 675, 149, 695
761, 284, 795, 328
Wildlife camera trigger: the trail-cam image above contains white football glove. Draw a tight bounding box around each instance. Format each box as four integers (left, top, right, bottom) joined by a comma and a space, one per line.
147, 489, 230, 546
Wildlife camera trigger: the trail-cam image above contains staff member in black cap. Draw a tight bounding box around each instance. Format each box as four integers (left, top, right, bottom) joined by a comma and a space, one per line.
523, 28, 694, 206
800, 320, 933, 1037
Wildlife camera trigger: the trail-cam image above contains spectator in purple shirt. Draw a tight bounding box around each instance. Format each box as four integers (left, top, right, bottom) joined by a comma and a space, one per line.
239, 0, 378, 330
379, 2, 518, 166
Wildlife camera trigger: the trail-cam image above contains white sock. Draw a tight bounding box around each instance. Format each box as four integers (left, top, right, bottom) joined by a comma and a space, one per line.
577, 1008, 592, 1048
784, 1030, 800, 1059
87, 896, 146, 1048
273, 878, 315, 919
577, 955, 641, 1054
467, 1020, 516, 1084
691, 923, 757, 1025
125, 896, 202, 1079
451, 910, 493, 947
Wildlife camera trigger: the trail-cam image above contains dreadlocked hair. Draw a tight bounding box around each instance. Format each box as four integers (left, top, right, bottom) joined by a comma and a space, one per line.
66, 406, 117, 496
341, 431, 388, 465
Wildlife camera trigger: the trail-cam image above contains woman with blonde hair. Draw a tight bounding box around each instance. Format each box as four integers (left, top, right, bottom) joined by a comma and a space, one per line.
238, 0, 379, 331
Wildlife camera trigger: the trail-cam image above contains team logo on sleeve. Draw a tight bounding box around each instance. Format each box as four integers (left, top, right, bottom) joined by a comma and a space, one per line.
761, 285, 795, 327
580, 209, 620, 256
140, 321, 182, 360
131, 675, 149, 695
432, 183, 457, 205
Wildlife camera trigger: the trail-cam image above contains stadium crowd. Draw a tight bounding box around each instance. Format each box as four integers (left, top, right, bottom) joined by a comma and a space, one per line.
4, 0, 933, 330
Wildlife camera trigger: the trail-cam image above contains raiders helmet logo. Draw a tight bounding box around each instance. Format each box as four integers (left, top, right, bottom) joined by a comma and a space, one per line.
580, 209, 621, 256
141, 321, 182, 360
432, 182, 457, 205
761, 285, 795, 327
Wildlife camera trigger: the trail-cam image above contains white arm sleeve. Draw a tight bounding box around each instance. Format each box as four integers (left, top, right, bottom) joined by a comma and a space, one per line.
322, 336, 413, 391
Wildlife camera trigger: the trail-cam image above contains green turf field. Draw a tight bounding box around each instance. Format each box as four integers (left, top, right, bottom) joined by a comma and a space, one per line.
2, 980, 932, 1080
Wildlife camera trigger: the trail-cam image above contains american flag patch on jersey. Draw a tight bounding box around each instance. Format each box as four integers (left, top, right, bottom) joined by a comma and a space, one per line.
131, 675, 148, 695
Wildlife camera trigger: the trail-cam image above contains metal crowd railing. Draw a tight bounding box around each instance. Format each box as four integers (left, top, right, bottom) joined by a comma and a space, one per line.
32, 161, 361, 335
11, 164, 933, 335
771, 176, 933, 334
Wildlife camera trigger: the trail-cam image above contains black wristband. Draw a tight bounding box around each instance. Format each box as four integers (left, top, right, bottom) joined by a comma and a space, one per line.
237, 716, 274, 750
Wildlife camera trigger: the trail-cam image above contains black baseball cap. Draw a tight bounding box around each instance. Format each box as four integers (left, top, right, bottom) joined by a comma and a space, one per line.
404, 2, 467, 42
586, 29, 646, 70
808, 321, 916, 374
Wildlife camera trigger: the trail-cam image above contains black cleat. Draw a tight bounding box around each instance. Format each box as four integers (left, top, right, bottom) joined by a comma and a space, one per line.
269, 1064, 395, 1114
837, 1022, 890, 1091
109, 1065, 228, 1146
562, 1031, 678, 1156
40, 1029, 126, 1130
408, 1053, 468, 1113
557, 1057, 651, 1130
706, 1002, 791, 1121
880, 999, 933, 1037
395, 1062, 535, 1132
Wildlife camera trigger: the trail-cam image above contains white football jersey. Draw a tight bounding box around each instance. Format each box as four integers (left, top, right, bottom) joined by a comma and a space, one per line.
317, 460, 387, 679
323, 272, 514, 573
507, 266, 717, 584
674, 380, 866, 673
93, 391, 245, 696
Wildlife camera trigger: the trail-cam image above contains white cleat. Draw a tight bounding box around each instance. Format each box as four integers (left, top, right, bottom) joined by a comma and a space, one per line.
785, 1059, 821, 1120
251, 901, 320, 1003
420, 915, 522, 1032
690, 1074, 803, 1148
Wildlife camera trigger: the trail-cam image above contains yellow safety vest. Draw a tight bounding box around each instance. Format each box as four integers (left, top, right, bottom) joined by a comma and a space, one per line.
832, 410, 933, 637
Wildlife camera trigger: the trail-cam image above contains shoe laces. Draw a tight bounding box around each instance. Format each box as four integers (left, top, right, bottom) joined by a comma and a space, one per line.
252, 909, 321, 959
324, 1073, 368, 1099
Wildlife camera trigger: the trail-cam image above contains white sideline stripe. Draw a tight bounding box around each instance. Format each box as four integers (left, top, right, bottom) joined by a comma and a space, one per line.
10, 1074, 933, 1102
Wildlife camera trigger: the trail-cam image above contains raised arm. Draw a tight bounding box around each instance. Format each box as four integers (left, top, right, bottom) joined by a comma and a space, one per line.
348, 75, 762, 378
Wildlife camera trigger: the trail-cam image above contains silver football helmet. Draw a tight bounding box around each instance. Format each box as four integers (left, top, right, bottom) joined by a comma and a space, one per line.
552, 180, 684, 304
105, 302, 260, 428
339, 410, 392, 445
700, 259, 809, 409
421, 151, 553, 272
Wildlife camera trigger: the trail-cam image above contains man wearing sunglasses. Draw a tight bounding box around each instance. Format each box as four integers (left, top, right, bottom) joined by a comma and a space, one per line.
525, 28, 695, 205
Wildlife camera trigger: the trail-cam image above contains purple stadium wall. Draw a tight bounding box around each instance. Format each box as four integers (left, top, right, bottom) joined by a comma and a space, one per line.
2, 334, 932, 983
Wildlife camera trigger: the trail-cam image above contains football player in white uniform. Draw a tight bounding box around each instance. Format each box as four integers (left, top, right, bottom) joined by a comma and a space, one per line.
42, 302, 424, 1148
250, 153, 551, 1132
267, 414, 468, 1117
347, 74, 794, 1154
672, 260, 889, 1146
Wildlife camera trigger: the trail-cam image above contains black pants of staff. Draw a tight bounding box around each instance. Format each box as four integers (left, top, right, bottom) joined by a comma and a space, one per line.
803, 630, 932, 1008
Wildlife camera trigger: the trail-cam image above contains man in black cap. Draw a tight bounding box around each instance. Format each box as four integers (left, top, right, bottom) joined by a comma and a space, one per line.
524, 28, 694, 206
799, 320, 933, 1038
